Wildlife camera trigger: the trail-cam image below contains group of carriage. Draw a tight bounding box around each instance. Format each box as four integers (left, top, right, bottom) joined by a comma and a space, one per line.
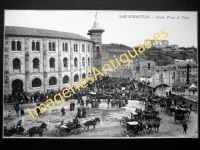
120, 103, 161, 137
51, 117, 101, 137
159, 98, 191, 123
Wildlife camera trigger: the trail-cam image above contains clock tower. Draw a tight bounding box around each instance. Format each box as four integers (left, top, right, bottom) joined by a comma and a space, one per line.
87, 12, 105, 73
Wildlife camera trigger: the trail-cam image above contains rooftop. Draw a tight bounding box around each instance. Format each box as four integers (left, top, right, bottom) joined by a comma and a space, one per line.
172, 82, 193, 88
5, 26, 92, 42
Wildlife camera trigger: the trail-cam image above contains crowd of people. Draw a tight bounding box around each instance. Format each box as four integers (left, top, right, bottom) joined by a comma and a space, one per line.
4, 76, 192, 136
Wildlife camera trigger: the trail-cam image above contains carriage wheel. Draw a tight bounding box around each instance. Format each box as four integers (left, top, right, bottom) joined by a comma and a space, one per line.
57, 130, 66, 137
84, 127, 90, 132
52, 127, 59, 136
75, 128, 82, 135
127, 130, 133, 137
121, 129, 126, 136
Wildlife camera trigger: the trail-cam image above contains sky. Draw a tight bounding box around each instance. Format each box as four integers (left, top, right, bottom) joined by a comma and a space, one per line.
5, 10, 197, 48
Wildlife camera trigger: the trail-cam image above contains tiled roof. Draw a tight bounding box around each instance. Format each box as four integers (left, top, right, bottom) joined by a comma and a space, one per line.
5, 26, 92, 42
148, 83, 169, 88
189, 87, 197, 91
172, 82, 192, 88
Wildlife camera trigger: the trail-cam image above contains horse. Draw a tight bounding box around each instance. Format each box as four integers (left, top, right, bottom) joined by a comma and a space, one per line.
159, 102, 166, 111
4, 126, 17, 136
27, 122, 47, 137
83, 117, 100, 131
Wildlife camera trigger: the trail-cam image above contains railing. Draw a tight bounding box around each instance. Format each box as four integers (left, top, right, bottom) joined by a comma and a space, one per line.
13, 69, 21, 74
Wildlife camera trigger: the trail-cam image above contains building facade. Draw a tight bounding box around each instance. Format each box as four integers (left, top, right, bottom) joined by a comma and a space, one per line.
174, 59, 198, 82
4, 26, 93, 94
144, 39, 169, 49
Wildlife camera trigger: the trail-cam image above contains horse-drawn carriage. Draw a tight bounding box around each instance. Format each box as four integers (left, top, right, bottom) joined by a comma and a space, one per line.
121, 121, 142, 137
52, 122, 82, 137
174, 107, 190, 123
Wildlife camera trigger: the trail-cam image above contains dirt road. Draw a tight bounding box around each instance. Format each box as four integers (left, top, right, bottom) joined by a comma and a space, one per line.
4, 98, 198, 138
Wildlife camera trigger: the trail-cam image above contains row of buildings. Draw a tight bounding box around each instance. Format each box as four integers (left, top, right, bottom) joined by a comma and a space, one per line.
4, 14, 198, 97
143, 39, 178, 50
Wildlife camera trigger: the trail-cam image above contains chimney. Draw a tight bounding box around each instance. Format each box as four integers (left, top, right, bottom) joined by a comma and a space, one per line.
186, 63, 190, 84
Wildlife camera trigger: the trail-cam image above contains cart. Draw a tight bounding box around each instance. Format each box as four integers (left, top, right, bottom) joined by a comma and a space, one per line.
52, 123, 83, 137
121, 121, 139, 137
120, 115, 136, 127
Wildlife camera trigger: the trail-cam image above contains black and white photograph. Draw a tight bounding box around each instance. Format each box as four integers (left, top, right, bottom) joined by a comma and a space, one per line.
3, 10, 198, 138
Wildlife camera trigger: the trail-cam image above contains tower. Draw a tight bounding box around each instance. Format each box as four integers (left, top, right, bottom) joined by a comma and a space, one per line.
87, 12, 105, 74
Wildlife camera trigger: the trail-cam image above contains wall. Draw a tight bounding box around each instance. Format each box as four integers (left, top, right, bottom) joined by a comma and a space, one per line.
5, 35, 93, 94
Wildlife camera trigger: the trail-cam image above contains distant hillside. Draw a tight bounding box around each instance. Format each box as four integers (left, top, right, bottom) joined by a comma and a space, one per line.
143, 48, 197, 66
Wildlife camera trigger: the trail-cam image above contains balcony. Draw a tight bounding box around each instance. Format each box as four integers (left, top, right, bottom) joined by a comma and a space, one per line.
13, 69, 21, 74
33, 68, 39, 72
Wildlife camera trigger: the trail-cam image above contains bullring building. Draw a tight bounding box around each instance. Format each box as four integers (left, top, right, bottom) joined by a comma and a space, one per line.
4, 26, 94, 94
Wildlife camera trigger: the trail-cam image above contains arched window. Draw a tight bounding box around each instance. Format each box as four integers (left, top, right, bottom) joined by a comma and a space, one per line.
17, 41, 21, 51
82, 57, 85, 67
36, 42, 40, 51
49, 42, 52, 51
82, 44, 85, 52
88, 57, 90, 66
63, 58, 68, 68
49, 77, 57, 86
62, 43, 65, 51
32, 78, 42, 87
52, 42, 56, 51
65, 43, 68, 52
74, 58, 78, 67
74, 74, 79, 82
63, 76, 69, 84
32, 41, 35, 51
50, 58, 55, 68
12, 41, 16, 51
33, 58, 39, 68
13, 58, 21, 69
82, 73, 86, 79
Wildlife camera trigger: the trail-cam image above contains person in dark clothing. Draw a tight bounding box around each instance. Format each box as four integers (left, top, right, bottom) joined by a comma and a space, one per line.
77, 108, 81, 118
72, 102, 75, 111
82, 108, 86, 118
70, 102, 72, 111
190, 103, 192, 111
61, 107, 65, 116
182, 121, 188, 134
20, 108, 25, 116
81, 100, 84, 107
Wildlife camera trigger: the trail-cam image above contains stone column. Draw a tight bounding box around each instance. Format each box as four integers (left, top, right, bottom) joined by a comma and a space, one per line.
70, 40, 74, 85
4, 37, 9, 95
58, 39, 62, 90
25, 37, 30, 92
43, 38, 48, 93
79, 40, 81, 79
